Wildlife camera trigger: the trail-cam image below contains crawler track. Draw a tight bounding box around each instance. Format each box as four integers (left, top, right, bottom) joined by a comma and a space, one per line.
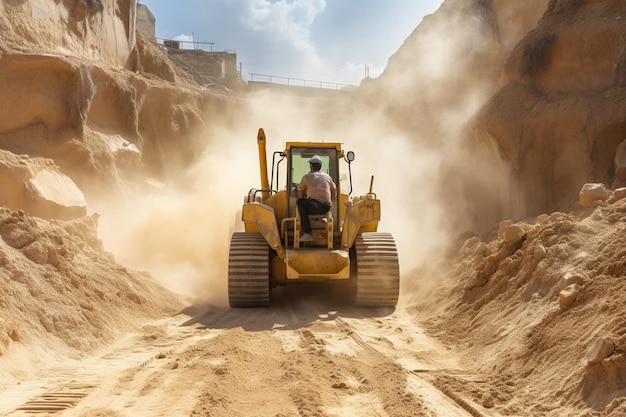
354, 232, 400, 307
227, 232, 270, 307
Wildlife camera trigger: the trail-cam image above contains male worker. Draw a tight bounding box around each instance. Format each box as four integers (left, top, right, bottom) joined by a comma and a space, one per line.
297, 155, 337, 242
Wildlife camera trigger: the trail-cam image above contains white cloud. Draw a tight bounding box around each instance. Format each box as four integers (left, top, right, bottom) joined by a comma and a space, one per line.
141, 0, 444, 84
241, 0, 326, 68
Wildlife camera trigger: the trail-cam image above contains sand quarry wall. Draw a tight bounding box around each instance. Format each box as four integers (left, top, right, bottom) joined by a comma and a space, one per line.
0, 0, 228, 220
0, 0, 136, 66
0, 0, 193, 375
463, 0, 626, 231
374, 1, 626, 413
365, 0, 626, 235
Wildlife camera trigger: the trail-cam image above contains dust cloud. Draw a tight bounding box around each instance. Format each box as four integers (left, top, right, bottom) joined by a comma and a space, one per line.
98, 95, 470, 308
94, 92, 319, 305
366, 0, 503, 243
96, 131, 258, 307
91, 0, 507, 311
97, 4, 496, 307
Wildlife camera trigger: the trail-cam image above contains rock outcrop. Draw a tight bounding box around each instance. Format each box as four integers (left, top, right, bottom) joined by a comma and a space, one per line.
0, 150, 87, 220
461, 0, 626, 231
0, 0, 231, 219
363, 0, 626, 234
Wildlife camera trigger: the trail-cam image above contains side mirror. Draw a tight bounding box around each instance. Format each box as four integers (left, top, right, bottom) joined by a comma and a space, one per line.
345, 151, 355, 162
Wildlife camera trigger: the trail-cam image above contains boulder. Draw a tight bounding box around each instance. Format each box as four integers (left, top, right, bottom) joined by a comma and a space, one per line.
0, 150, 86, 220
503, 224, 526, 244
609, 187, 626, 203
579, 183, 610, 208
586, 338, 615, 365
27, 169, 87, 219
559, 284, 580, 310
560, 271, 588, 289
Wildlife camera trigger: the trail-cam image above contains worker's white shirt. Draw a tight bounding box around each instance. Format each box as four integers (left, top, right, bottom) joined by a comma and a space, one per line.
298, 171, 335, 205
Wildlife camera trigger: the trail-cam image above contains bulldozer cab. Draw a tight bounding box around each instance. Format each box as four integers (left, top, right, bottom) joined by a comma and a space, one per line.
286, 145, 340, 230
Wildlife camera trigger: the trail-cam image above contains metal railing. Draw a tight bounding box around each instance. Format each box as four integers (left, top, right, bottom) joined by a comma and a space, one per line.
157, 37, 216, 52
248, 73, 356, 91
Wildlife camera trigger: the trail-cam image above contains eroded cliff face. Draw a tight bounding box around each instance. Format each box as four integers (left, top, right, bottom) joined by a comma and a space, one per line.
464, 0, 626, 229
0, 0, 226, 219
365, 0, 625, 234
364, 0, 549, 142
0, 0, 136, 66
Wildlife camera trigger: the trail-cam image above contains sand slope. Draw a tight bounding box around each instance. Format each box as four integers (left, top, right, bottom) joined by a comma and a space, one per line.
0, 0, 625, 416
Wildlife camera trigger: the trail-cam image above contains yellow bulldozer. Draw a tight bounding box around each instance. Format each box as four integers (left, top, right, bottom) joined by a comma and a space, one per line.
228, 128, 400, 307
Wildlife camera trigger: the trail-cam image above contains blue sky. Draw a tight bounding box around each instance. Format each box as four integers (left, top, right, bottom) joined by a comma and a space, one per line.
138, 0, 444, 85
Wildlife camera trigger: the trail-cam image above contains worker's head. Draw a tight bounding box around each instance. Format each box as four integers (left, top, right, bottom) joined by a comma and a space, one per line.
308, 155, 322, 171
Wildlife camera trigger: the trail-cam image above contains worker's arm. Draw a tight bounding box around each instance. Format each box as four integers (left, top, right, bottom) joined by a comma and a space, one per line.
330, 181, 337, 201
297, 178, 306, 199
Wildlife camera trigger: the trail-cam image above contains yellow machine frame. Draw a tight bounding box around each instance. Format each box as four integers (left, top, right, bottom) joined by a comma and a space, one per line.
240, 128, 380, 283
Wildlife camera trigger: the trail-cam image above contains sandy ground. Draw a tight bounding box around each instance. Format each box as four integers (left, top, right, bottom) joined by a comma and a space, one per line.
0, 286, 484, 417
2, 190, 625, 417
